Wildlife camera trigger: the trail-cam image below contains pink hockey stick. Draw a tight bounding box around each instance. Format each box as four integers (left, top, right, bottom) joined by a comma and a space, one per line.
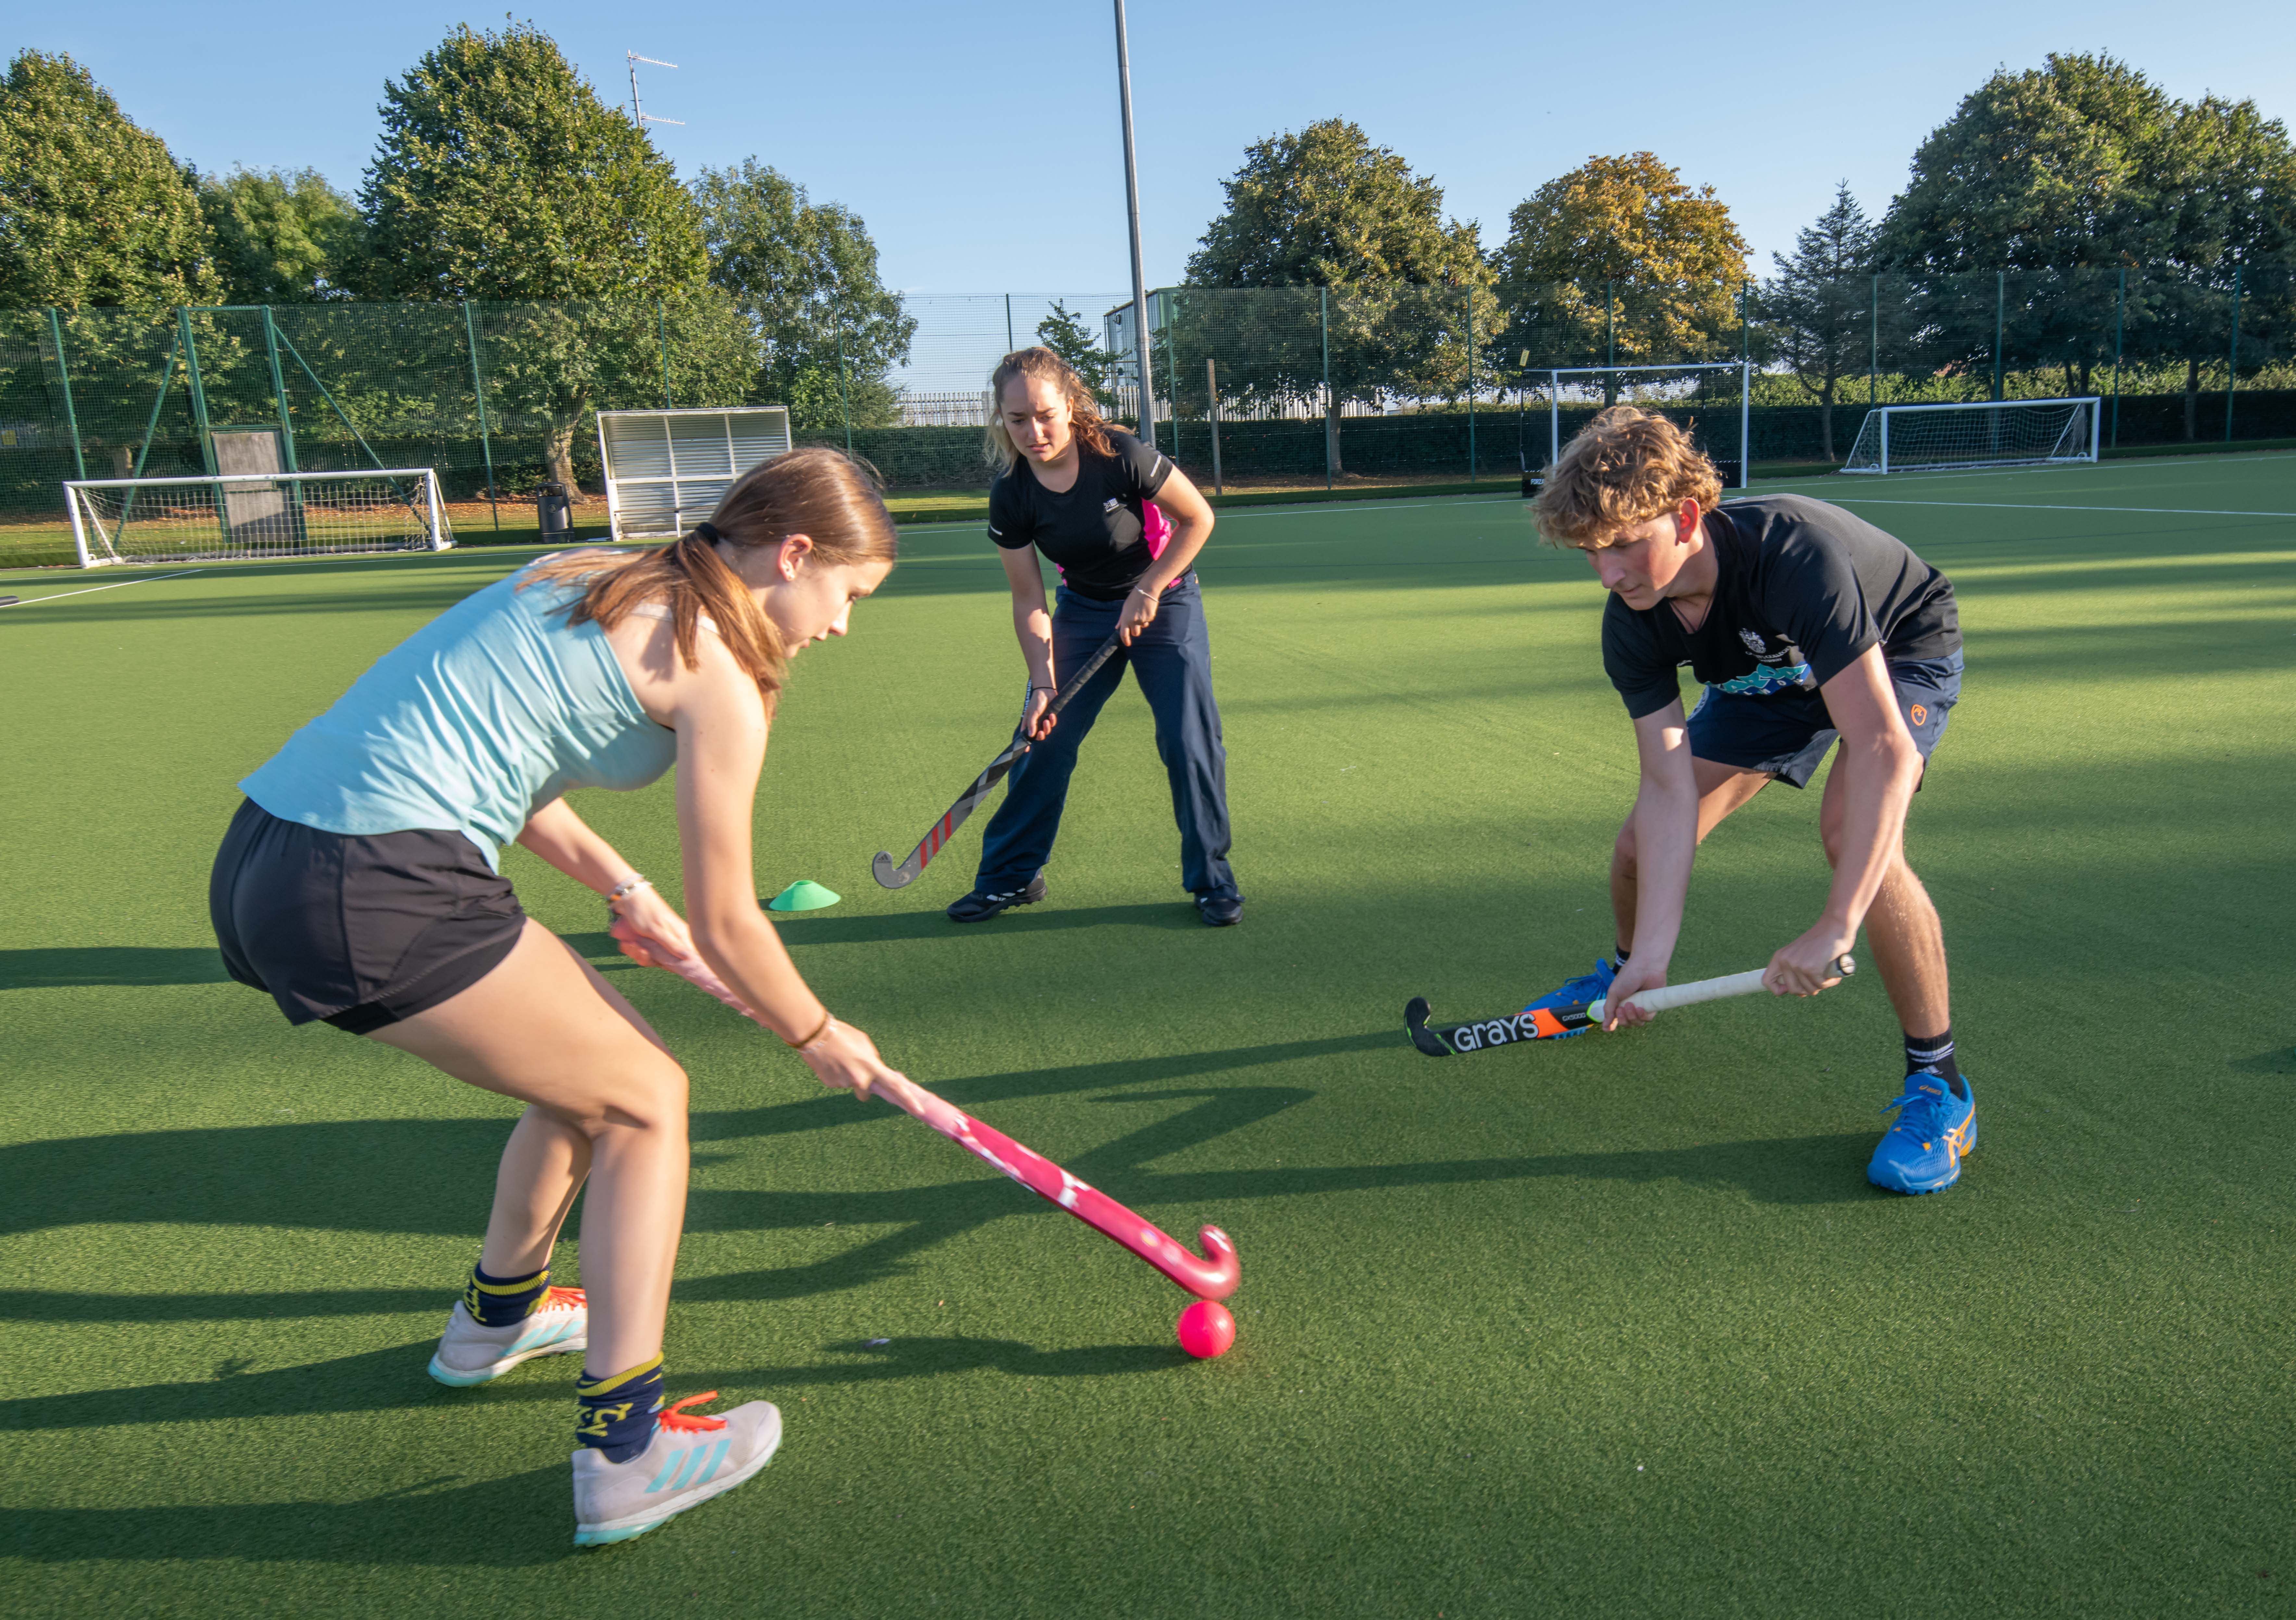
612, 921, 1240, 1300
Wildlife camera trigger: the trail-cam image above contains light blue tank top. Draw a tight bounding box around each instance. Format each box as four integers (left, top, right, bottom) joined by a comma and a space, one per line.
240, 563, 677, 870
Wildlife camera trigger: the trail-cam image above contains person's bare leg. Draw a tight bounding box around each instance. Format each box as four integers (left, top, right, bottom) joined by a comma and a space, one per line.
477, 1107, 591, 1279
372, 920, 688, 1375
1611, 760, 1771, 954
1820, 766, 1949, 1038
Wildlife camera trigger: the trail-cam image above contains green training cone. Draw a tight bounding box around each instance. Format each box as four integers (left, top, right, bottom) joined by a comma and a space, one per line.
765, 879, 841, 913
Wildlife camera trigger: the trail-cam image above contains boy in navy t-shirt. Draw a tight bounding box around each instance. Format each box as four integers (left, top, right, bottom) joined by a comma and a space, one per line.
1529, 407, 1974, 1195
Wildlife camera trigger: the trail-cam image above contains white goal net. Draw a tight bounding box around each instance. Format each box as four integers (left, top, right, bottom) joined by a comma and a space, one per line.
64, 468, 451, 568
1842, 398, 2099, 474
598, 407, 793, 542
1523, 362, 1751, 492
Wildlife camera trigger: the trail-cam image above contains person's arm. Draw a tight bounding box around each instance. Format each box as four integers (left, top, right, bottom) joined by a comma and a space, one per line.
1117, 466, 1215, 645
1602, 700, 1700, 1029
515, 796, 697, 964
664, 644, 904, 1097
1767, 644, 1920, 994
999, 544, 1061, 740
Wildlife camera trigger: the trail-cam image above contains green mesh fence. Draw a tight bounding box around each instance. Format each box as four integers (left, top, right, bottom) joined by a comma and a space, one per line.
2, 266, 2289, 528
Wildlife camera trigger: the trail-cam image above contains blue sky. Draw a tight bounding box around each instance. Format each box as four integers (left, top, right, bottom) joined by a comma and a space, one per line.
21, 1, 2296, 296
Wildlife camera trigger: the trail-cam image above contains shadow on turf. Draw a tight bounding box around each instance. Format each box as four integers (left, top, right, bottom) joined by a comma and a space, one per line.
0, 945, 230, 989
1, 1333, 1178, 1438
8, 1464, 577, 1568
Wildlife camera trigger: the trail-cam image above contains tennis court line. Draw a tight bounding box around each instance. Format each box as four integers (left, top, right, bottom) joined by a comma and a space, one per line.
0, 568, 207, 606
1828, 499, 2296, 519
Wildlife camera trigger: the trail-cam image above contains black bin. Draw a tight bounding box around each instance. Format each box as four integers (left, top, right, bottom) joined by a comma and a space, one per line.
537, 482, 572, 541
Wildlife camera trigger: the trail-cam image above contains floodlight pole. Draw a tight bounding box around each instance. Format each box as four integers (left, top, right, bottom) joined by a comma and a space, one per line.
1113, 0, 1154, 442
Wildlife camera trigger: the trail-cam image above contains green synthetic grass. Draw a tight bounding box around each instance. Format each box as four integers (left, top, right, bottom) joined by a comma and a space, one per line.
2, 455, 2291, 1617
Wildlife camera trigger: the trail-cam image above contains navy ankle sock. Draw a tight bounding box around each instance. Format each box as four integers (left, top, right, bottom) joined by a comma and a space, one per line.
576, 1357, 664, 1463
1905, 1029, 1965, 1099
462, 1262, 549, 1327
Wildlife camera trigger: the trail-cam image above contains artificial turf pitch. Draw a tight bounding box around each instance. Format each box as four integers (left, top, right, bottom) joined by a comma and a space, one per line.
2, 455, 2290, 1617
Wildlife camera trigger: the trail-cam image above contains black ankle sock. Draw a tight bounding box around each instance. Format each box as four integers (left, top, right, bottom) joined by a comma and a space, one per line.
1613, 946, 1631, 970
1905, 1029, 1965, 1099
576, 1357, 664, 1463
462, 1262, 549, 1327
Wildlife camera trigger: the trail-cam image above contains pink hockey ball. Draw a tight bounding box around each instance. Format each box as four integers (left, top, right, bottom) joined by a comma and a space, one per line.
1176, 1300, 1236, 1359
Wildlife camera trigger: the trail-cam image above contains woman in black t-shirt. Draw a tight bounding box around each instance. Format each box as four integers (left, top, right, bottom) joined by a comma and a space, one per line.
945, 346, 1240, 926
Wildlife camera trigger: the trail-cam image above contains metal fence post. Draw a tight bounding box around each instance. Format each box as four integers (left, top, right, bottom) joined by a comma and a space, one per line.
836, 325, 854, 457
657, 297, 672, 410
179, 307, 216, 473
1321, 285, 1332, 493
45, 309, 86, 481
260, 305, 300, 471
1605, 280, 1615, 374
1992, 270, 2005, 401
1869, 273, 1879, 405
2111, 269, 2125, 449
2224, 265, 2242, 442
1466, 286, 1476, 483
463, 300, 501, 532
1005, 293, 1014, 354
1206, 356, 1222, 495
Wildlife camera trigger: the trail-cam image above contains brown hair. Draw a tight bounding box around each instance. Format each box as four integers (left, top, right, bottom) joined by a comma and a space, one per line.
524, 447, 897, 703
983, 346, 1116, 474
1533, 406, 1724, 548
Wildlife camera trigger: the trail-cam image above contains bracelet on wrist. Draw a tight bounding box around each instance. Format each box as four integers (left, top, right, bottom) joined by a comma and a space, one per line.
606, 874, 652, 905
785, 1009, 834, 1052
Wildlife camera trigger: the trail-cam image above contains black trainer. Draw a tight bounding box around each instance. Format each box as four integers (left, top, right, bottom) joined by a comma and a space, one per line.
1195, 884, 1243, 927
946, 875, 1047, 924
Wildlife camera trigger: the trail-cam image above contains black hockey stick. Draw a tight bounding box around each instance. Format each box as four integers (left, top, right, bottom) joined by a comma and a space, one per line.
872, 631, 1126, 889
1406, 956, 1854, 1057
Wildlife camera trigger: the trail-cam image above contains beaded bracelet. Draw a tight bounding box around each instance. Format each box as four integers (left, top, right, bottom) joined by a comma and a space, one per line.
785, 1010, 835, 1052
607, 874, 653, 905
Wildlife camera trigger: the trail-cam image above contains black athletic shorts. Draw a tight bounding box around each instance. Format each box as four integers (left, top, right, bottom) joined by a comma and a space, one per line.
209, 798, 528, 1034
1686, 650, 1962, 790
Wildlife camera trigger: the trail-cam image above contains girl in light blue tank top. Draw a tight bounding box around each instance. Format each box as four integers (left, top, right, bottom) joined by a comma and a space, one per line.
209, 450, 903, 1543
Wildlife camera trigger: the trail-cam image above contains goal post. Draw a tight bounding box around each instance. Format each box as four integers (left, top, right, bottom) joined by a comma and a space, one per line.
1841, 397, 2100, 475
597, 406, 793, 542
64, 468, 451, 568
1524, 361, 1751, 493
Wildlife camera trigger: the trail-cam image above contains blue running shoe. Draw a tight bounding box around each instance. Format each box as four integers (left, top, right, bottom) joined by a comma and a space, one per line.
1867, 1074, 1976, 1194
1521, 957, 1617, 1037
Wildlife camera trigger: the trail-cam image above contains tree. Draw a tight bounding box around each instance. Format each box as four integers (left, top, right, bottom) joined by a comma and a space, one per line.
1185, 118, 1494, 474
1760, 183, 1879, 458
1877, 54, 2173, 275
0, 49, 218, 309
692, 159, 915, 432
1035, 300, 1123, 398
198, 168, 366, 303
357, 22, 718, 487
1495, 152, 1748, 401
1875, 54, 2296, 421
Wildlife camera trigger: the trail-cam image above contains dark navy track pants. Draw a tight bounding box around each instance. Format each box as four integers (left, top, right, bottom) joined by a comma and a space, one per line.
974, 573, 1236, 896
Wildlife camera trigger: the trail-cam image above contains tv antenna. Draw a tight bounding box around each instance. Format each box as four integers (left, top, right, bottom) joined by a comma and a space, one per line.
627, 52, 684, 127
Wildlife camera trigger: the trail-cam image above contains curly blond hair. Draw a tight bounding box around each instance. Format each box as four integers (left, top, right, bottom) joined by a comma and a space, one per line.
1532, 406, 1723, 547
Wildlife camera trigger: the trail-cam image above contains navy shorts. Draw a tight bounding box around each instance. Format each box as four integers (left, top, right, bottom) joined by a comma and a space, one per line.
210, 798, 528, 1033
1686, 650, 1962, 790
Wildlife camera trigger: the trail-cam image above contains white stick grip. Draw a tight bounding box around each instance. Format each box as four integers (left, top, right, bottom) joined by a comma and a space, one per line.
1585, 955, 1852, 1025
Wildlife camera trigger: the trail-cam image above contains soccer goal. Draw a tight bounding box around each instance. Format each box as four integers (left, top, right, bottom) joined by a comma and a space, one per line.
597, 407, 793, 542
1522, 361, 1751, 494
64, 468, 450, 568
1841, 397, 2100, 475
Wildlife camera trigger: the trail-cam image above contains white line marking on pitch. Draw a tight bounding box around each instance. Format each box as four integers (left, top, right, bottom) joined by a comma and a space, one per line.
1828, 499, 2296, 519
0, 568, 208, 606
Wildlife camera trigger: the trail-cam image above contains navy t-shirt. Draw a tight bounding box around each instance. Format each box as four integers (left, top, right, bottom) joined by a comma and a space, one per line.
987, 429, 1173, 601
1602, 494, 1960, 720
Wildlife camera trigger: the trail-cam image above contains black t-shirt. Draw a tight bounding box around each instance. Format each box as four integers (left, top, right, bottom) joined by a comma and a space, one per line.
1602, 493, 1960, 719
987, 430, 1174, 601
